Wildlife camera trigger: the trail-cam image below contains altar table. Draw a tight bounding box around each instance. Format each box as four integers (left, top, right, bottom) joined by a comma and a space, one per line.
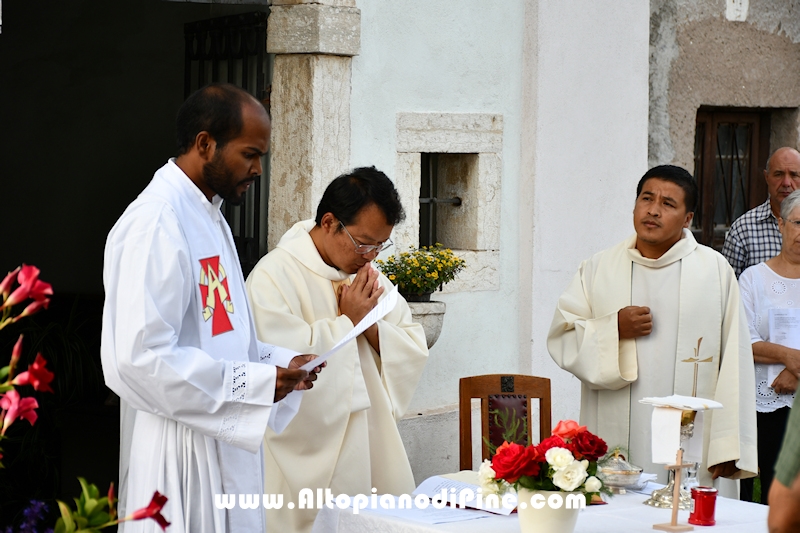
311, 489, 768, 533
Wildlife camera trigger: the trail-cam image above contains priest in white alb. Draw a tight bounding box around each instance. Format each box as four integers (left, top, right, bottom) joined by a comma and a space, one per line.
246, 167, 428, 533
101, 84, 321, 532
547, 165, 757, 490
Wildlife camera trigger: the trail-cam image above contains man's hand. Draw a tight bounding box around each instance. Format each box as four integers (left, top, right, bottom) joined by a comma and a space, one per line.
289, 354, 325, 391
708, 460, 739, 480
618, 306, 652, 339
274, 367, 308, 402
772, 368, 799, 395
339, 263, 384, 326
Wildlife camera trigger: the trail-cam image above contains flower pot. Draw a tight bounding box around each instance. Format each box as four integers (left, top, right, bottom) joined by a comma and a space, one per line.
517, 489, 581, 533
402, 292, 433, 302
407, 301, 446, 348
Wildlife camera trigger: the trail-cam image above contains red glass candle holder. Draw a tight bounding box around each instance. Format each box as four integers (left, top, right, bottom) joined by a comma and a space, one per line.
689, 486, 717, 526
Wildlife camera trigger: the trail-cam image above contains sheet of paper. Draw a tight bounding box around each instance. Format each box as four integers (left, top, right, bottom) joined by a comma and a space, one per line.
767, 308, 800, 383
412, 475, 516, 515
351, 495, 491, 524
300, 286, 399, 371
639, 394, 722, 411
651, 407, 683, 464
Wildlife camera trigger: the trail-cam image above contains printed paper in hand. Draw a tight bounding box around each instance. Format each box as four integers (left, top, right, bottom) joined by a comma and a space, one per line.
767, 308, 800, 383
299, 286, 399, 371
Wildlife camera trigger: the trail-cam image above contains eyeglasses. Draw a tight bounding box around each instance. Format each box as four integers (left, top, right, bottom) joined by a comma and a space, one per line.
339, 222, 393, 254
784, 219, 800, 228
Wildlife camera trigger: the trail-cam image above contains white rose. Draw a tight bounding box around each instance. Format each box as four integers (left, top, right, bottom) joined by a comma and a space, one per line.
478, 460, 503, 495
552, 460, 589, 492
584, 475, 602, 493
545, 447, 574, 471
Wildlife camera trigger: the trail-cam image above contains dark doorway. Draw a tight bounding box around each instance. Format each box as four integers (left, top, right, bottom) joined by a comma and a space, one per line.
184, 12, 271, 277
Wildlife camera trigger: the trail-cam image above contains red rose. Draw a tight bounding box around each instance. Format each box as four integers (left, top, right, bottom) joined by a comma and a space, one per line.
552, 419, 587, 440
537, 434, 566, 454
571, 430, 608, 461
492, 442, 541, 483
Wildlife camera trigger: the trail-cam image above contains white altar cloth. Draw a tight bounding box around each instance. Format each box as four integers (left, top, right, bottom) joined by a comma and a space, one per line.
311, 489, 767, 533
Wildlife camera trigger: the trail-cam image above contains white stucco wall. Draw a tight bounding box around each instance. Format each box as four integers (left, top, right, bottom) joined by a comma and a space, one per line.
350, 0, 526, 414
522, 0, 651, 424
349, 0, 650, 482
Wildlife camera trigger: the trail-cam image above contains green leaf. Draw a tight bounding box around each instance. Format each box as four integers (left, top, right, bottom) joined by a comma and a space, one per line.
83, 498, 98, 516
87, 511, 111, 527
0, 383, 14, 393
57, 500, 76, 533
0, 366, 9, 380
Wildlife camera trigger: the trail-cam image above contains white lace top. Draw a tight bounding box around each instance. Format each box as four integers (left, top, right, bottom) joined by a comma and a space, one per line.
739, 262, 798, 412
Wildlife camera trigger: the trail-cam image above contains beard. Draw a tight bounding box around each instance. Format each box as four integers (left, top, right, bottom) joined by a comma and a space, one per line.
202, 152, 257, 206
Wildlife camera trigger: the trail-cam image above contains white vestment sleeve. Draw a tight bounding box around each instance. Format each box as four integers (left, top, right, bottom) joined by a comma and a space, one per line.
257, 340, 304, 433
101, 206, 276, 454
706, 260, 758, 478
547, 261, 638, 391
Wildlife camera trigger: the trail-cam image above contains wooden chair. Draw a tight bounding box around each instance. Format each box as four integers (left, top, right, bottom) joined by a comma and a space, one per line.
459, 374, 551, 471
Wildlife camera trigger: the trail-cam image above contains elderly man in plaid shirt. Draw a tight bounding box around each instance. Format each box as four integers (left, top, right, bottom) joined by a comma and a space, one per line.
722, 147, 800, 278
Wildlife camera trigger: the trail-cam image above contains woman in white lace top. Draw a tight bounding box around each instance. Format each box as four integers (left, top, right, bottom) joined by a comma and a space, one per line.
740, 189, 800, 504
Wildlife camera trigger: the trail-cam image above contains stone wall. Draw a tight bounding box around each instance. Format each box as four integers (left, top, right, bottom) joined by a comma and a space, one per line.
649, 0, 800, 169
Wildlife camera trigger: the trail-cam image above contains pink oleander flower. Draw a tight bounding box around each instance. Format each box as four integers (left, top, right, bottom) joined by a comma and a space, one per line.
3, 264, 53, 309
108, 482, 117, 520
0, 268, 20, 297
13, 354, 54, 393
0, 389, 39, 435
8, 335, 23, 378
125, 491, 170, 531
12, 299, 50, 322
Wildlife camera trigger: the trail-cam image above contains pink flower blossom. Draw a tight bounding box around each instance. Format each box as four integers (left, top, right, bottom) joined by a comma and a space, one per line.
108, 483, 117, 519
126, 491, 170, 531
12, 299, 50, 322
0, 389, 39, 435
13, 354, 54, 393
2, 265, 52, 309
0, 267, 20, 297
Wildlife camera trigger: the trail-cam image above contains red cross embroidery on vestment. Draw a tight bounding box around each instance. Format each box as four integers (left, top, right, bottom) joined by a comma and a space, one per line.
198, 256, 234, 336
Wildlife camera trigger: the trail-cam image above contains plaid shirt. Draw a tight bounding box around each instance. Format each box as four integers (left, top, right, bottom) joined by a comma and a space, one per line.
721, 199, 781, 278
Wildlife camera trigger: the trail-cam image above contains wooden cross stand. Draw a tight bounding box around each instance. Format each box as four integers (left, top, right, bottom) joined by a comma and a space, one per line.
653, 448, 694, 532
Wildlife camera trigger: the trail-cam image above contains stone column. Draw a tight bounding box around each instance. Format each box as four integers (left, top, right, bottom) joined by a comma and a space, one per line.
267, 1, 360, 249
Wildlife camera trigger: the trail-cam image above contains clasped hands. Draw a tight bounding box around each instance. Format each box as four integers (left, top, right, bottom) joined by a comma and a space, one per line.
339, 263, 383, 352
273, 264, 383, 402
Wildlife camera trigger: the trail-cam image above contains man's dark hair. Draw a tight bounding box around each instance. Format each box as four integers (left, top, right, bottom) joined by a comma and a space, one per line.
176, 83, 256, 156
636, 165, 698, 213
315, 167, 406, 228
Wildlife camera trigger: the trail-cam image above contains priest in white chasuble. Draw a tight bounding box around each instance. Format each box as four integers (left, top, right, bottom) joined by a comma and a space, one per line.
547, 165, 757, 491
102, 84, 321, 533
247, 167, 429, 533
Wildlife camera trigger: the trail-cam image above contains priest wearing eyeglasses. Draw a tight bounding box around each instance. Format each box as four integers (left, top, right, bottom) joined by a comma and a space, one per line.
246, 166, 428, 533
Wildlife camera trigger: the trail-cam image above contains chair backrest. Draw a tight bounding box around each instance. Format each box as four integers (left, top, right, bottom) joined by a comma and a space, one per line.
458, 374, 551, 471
